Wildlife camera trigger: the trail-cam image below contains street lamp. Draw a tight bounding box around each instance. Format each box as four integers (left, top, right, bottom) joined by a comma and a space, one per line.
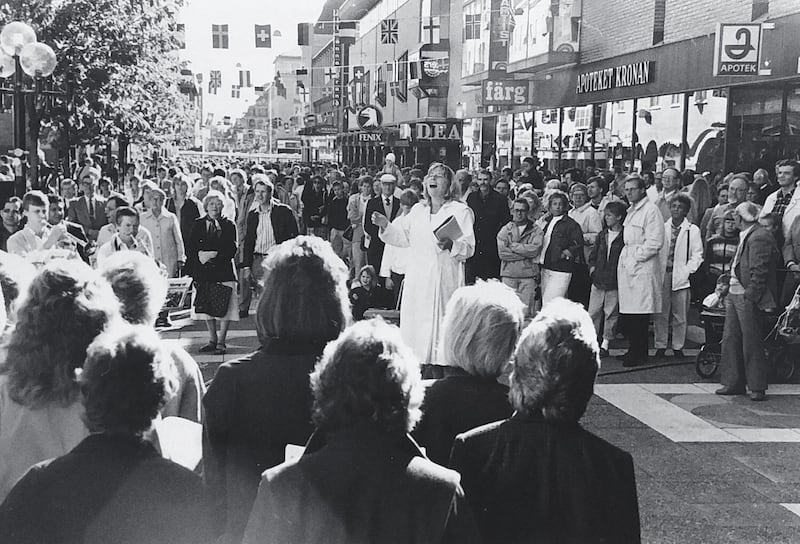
0, 21, 57, 195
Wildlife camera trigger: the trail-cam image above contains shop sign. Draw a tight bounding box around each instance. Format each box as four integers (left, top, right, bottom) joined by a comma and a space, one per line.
481, 80, 530, 106
357, 105, 383, 129
713, 24, 761, 76
408, 121, 462, 141
357, 132, 384, 143
576, 61, 654, 94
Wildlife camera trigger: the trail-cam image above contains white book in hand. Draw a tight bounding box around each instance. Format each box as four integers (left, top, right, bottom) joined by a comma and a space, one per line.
433, 215, 463, 242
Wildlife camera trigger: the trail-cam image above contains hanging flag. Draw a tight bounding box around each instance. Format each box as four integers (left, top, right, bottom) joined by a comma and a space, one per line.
238, 70, 251, 88
380, 19, 398, 44
465, 14, 481, 40
274, 71, 286, 98
195, 73, 203, 85
297, 22, 310, 46
297, 85, 309, 102
232, 85, 241, 98
255, 24, 272, 48
209, 70, 222, 94
212, 24, 229, 48
338, 21, 357, 44
422, 16, 440, 44
324, 67, 337, 82
352, 66, 365, 80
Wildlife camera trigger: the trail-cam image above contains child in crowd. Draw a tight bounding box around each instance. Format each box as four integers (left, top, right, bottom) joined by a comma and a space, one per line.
349, 265, 391, 321
587, 201, 627, 357
702, 274, 730, 312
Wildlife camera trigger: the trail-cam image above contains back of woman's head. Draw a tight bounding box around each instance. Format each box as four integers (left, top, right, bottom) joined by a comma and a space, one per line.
3, 259, 120, 407
510, 298, 599, 423
100, 251, 167, 325
257, 236, 350, 346
439, 280, 525, 377
81, 324, 178, 435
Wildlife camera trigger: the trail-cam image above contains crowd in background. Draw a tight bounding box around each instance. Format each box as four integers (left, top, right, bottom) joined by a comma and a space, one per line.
0, 149, 798, 541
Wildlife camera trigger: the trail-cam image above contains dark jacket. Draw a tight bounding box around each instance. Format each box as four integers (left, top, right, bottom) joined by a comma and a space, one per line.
364, 195, 400, 262
64, 220, 90, 263
349, 285, 392, 321
466, 190, 512, 279
413, 371, 513, 465
0, 225, 14, 252
0, 433, 214, 544
450, 414, 641, 544
735, 225, 779, 310
541, 214, 584, 272
185, 216, 237, 282
203, 340, 323, 542
243, 427, 480, 544
240, 200, 299, 268
327, 196, 350, 230
167, 197, 202, 245
301, 184, 329, 227
588, 227, 625, 290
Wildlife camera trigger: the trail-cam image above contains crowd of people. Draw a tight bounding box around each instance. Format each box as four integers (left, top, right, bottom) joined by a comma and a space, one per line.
0, 150, 797, 541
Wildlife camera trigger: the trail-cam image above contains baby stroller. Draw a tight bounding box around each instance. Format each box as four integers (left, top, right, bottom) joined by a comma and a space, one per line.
695, 291, 799, 381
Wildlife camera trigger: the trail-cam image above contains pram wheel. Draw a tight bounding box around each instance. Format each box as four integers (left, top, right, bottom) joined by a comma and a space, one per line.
695, 346, 719, 379
769, 346, 796, 383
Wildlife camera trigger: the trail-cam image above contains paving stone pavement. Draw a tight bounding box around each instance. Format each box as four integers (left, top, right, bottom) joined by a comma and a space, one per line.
163, 313, 800, 543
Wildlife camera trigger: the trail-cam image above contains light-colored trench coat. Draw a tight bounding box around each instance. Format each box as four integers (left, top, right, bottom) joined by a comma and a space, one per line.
618, 197, 665, 314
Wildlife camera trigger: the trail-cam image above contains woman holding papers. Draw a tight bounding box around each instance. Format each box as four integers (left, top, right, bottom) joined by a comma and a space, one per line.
374, 163, 475, 364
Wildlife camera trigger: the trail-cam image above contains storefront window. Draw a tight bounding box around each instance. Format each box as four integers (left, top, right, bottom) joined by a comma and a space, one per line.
513, 112, 534, 169
727, 86, 778, 173
784, 86, 800, 163
533, 109, 561, 174
637, 93, 684, 173
496, 113, 513, 170
600, 100, 635, 171
462, 117, 482, 170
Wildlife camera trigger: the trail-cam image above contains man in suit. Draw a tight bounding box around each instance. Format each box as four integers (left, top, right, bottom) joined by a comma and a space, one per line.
67, 170, 107, 241
466, 169, 512, 283
364, 173, 400, 274
717, 201, 779, 402
47, 194, 90, 263
239, 176, 299, 317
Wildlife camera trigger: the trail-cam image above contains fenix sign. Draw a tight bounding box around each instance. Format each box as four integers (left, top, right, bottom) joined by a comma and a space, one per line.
481, 80, 531, 106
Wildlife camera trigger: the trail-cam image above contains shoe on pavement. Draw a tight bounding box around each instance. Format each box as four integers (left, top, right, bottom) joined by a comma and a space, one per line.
672, 349, 685, 359
238, 310, 249, 319
749, 391, 766, 402
214, 343, 227, 356
600, 347, 609, 357
654, 348, 666, 358
715, 385, 745, 396
199, 342, 217, 353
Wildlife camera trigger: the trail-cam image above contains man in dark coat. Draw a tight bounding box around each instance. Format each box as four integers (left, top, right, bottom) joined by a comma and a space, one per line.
47, 194, 90, 263
363, 173, 401, 273
466, 170, 512, 284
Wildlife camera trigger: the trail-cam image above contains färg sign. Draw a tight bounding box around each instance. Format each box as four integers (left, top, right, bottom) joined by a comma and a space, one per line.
481, 80, 531, 106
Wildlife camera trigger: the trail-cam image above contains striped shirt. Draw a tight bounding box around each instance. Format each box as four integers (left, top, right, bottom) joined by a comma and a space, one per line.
254, 204, 276, 254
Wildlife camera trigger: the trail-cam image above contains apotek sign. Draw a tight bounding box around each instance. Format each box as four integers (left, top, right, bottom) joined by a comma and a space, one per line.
481, 80, 531, 106
713, 24, 761, 76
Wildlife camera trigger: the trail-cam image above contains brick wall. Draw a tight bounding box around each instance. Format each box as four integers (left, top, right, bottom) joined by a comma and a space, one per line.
581, 0, 800, 64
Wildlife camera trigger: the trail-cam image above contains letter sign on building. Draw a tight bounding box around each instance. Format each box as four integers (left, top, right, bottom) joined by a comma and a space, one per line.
713, 24, 761, 76
481, 80, 531, 106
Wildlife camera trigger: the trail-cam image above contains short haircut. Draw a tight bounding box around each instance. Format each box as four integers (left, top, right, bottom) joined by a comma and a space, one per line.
624, 174, 646, 189
114, 206, 139, 226
107, 195, 130, 209
476, 168, 493, 180
47, 194, 65, 207
427, 163, 461, 202
510, 298, 599, 422
570, 182, 588, 196
604, 201, 627, 220
455, 169, 473, 194
252, 174, 275, 193
21, 190, 47, 211
669, 192, 692, 213
359, 175, 374, 189
150, 187, 166, 200
100, 251, 168, 325
776, 159, 800, 178
513, 197, 530, 212
399, 188, 419, 208
522, 156, 535, 166
440, 280, 525, 378
202, 189, 226, 211
2, 196, 21, 208
81, 325, 178, 435
2, 260, 120, 407
311, 319, 423, 434
735, 201, 761, 222
409, 179, 424, 194
256, 236, 350, 346
229, 168, 246, 181
548, 191, 569, 208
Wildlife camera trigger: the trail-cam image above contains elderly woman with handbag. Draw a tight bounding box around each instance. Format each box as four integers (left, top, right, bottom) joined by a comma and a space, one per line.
186, 190, 239, 356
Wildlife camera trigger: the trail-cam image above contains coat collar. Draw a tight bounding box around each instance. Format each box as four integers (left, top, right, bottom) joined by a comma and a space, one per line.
303, 425, 427, 459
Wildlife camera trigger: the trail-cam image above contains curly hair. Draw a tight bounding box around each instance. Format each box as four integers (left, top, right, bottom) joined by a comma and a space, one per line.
1, 260, 121, 408
0, 252, 35, 318
256, 235, 350, 346
310, 319, 423, 435
425, 163, 461, 202
509, 298, 599, 423
80, 325, 178, 435
99, 251, 167, 325
439, 280, 525, 378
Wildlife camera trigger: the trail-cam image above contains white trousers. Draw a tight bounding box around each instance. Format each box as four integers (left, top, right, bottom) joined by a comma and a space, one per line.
541, 269, 572, 305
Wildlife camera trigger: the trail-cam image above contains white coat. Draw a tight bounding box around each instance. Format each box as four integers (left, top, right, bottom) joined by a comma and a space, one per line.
618, 197, 665, 314
659, 218, 703, 291
760, 185, 800, 240
380, 199, 475, 364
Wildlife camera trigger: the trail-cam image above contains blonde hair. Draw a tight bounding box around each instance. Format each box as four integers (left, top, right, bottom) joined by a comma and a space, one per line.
423, 163, 461, 203
439, 280, 525, 378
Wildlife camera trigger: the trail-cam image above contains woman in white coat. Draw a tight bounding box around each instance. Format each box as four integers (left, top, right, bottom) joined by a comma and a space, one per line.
617, 174, 665, 367
654, 193, 704, 358
374, 163, 475, 365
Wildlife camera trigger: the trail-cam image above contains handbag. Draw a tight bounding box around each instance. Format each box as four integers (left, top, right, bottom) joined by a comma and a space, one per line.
343, 224, 354, 241
194, 281, 232, 318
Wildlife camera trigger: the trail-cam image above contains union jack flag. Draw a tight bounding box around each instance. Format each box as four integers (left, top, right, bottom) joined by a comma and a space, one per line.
380, 19, 398, 44
208, 70, 222, 94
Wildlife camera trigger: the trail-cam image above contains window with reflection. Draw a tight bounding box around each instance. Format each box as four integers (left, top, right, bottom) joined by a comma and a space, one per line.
727, 87, 778, 173
462, 118, 483, 170
496, 113, 514, 170
637, 94, 684, 173
513, 112, 534, 169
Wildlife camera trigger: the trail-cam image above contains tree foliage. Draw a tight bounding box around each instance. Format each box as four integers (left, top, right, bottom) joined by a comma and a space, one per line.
0, 0, 196, 148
